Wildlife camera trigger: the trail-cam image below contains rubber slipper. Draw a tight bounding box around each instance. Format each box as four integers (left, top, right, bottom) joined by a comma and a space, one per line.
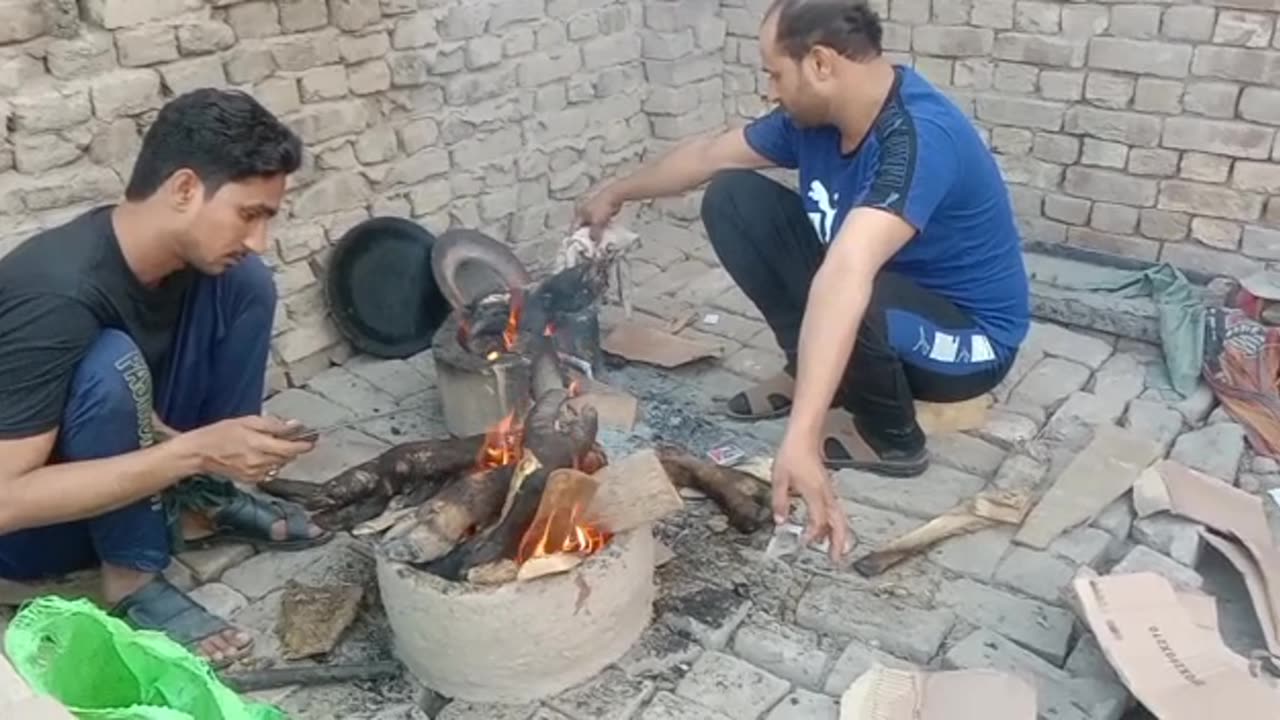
723, 372, 795, 420
110, 575, 252, 669
820, 409, 929, 477
183, 488, 334, 553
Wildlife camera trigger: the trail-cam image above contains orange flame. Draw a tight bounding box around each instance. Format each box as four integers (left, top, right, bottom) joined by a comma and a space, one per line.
518, 501, 611, 564
477, 411, 522, 469
503, 289, 524, 351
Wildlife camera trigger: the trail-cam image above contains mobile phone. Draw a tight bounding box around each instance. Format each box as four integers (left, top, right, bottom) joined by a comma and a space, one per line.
280, 423, 320, 442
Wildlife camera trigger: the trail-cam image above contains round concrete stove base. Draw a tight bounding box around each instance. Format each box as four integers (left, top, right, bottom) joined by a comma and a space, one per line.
377, 526, 656, 704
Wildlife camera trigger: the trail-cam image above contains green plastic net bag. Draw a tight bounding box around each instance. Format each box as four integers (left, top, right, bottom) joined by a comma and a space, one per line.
3, 596, 285, 720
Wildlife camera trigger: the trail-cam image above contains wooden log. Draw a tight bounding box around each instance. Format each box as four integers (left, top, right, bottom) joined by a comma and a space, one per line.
380, 465, 515, 564
655, 445, 771, 534
425, 389, 599, 580
583, 448, 684, 535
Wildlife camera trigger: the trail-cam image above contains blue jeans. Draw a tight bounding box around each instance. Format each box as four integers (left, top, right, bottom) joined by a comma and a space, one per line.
0, 256, 276, 581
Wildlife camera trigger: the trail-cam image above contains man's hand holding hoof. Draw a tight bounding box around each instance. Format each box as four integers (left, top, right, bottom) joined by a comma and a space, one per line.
176, 415, 316, 485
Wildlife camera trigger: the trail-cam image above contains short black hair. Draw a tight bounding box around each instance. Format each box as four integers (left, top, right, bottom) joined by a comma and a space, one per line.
125, 88, 303, 201
765, 0, 884, 61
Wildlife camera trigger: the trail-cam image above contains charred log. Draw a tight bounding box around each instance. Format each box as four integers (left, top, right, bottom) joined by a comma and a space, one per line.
656, 445, 772, 534
425, 389, 600, 580
380, 465, 516, 564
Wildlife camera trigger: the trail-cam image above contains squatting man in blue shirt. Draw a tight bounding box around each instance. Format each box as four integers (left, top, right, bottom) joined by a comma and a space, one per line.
576, 0, 1030, 563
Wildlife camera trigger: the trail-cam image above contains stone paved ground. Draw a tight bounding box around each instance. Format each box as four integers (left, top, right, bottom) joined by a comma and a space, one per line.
16, 236, 1272, 720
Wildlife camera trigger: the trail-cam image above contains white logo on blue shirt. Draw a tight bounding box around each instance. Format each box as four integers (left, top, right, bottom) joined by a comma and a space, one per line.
806, 180, 839, 244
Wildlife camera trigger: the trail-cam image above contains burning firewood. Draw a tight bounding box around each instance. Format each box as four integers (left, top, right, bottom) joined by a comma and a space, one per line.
655, 445, 772, 534
380, 465, 516, 564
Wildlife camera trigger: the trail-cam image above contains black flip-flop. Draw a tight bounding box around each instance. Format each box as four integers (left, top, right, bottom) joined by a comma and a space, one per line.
110, 575, 253, 669
183, 490, 334, 553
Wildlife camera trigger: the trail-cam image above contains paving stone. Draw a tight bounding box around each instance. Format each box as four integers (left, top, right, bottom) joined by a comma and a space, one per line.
834, 465, 986, 519
403, 349, 440, 386
1109, 545, 1204, 591
221, 535, 371, 600
795, 578, 956, 664
926, 526, 1015, 582
178, 544, 255, 583
1173, 382, 1217, 424
1028, 320, 1115, 369
939, 577, 1075, 664
188, 582, 249, 619
1131, 514, 1205, 567
1169, 422, 1246, 484
991, 453, 1050, 494
548, 668, 654, 720
1121, 398, 1185, 453
615, 623, 704, 677
657, 584, 752, 650
721, 346, 786, 382
1092, 496, 1136, 540
1048, 525, 1120, 567
841, 501, 925, 549
822, 639, 917, 695
974, 408, 1041, 450
227, 587, 287, 664
1007, 356, 1092, 413
1251, 453, 1280, 474
1089, 351, 1146, 411
529, 710, 572, 720
764, 689, 837, 720
992, 546, 1079, 605
637, 691, 733, 720
264, 387, 354, 427
351, 390, 448, 444
1065, 634, 1123, 686
927, 432, 1007, 479
992, 345, 1045, 404
281, 426, 390, 483
674, 651, 792, 720
731, 616, 831, 691
366, 704, 431, 720
437, 701, 539, 720
343, 354, 434, 399
306, 365, 401, 414
943, 629, 1131, 720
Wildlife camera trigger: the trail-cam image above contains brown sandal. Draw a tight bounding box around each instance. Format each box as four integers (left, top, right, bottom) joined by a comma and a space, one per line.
724, 372, 795, 419
821, 409, 929, 477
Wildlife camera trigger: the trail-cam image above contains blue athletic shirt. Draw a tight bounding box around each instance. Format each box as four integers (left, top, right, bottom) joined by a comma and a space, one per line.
743, 65, 1030, 361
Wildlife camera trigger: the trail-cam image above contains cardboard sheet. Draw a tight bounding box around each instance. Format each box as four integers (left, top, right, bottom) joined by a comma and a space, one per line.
601, 320, 724, 368
839, 664, 1036, 720
1155, 460, 1280, 657
0, 653, 75, 719
568, 378, 639, 431
1073, 572, 1280, 720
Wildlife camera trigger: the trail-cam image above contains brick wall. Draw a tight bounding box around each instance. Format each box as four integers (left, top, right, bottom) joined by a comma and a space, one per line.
680, 0, 1280, 280
0, 0, 651, 390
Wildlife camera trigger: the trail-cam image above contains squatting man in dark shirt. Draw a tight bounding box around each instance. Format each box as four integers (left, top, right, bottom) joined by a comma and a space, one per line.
0, 89, 331, 666
576, 0, 1030, 563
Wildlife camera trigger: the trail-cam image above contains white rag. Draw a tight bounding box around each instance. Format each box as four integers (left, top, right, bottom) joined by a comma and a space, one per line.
555, 225, 641, 316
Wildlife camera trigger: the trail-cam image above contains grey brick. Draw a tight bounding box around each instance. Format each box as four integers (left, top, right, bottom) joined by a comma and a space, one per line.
1064, 166, 1157, 206
1091, 202, 1139, 233
1084, 72, 1134, 109
1045, 193, 1091, 224
1032, 132, 1079, 164
614, 624, 702, 677
1064, 106, 1162, 146
548, 668, 653, 720
1241, 86, 1280, 124
835, 464, 986, 519
1065, 635, 1123, 685
975, 408, 1041, 450
1191, 216, 1243, 249
915, 57, 955, 87
992, 126, 1034, 154
1014, 1, 1059, 33
1132, 514, 1205, 567
1112, 4, 1161, 38
731, 617, 831, 691
927, 432, 1007, 478
1191, 45, 1280, 85
823, 640, 916, 695
992, 546, 1079, 605
1183, 81, 1241, 119
1062, 5, 1109, 37
637, 693, 732, 720
1049, 525, 1120, 567
993, 61, 1037, 93
1089, 37, 1192, 78
1180, 152, 1233, 182
1159, 180, 1265, 221
1163, 117, 1275, 159
796, 578, 956, 663
1093, 496, 1136, 541
764, 690, 837, 720
1111, 545, 1204, 592
1128, 148, 1179, 176
1008, 184, 1045, 216
941, 577, 1075, 664
118, 25, 179, 66
658, 584, 751, 651
933, 0, 971, 24
1161, 241, 1262, 280
1170, 422, 1246, 483
972, 0, 1014, 28
912, 26, 994, 56
1244, 225, 1280, 259
1082, 139, 1129, 169
1067, 226, 1161, 261
927, 525, 1015, 580
977, 95, 1065, 131
1162, 5, 1217, 42
1134, 77, 1183, 113
1139, 208, 1190, 240
890, 0, 931, 24
1040, 69, 1084, 100
1269, 197, 1280, 224
1009, 356, 1091, 411
994, 32, 1085, 66
675, 651, 791, 720
1213, 10, 1274, 47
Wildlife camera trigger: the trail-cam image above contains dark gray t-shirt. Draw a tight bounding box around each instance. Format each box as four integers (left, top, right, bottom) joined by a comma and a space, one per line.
0, 205, 193, 438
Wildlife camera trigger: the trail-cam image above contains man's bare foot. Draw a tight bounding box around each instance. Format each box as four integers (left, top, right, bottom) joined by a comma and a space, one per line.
103, 563, 253, 666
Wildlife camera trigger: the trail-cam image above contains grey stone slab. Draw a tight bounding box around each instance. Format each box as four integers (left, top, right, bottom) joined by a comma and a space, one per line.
763, 689, 837, 720
548, 668, 654, 720
927, 432, 1007, 479
188, 582, 249, 619
1027, 319, 1115, 369
992, 453, 1050, 494
1092, 496, 1136, 540
795, 578, 956, 664
822, 639, 916, 696
674, 651, 792, 720
1065, 634, 1123, 686
974, 408, 1041, 451
529, 710, 573, 720
731, 616, 831, 691
993, 345, 1046, 404
841, 500, 925, 549
403, 349, 440, 387
1169, 422, 1246, 484
992, 546, 1079, 605
343, 354, 434, 399
347, 390, 448, 444
437, 701, 539, 720
264, 387, 354, 427
1048, 525, 1119, 568
1089, 351, 1146, 412
925, 525, 1016, 582
1132, 514, 1205, 566
1008, 356, 1092, 412
637, 692, 733, 720
221, 535, 370, 600
834, 465, 986, 519
657, 583, 752, 651
615, 624, 704, 678
1110, 545, 1204, 591
281, 427, 390, 483
227, 587, 286, 665
940, 577, 1075, 665
306, 365, 401, 415
1122, 398, 1185, 453
178, 544, 255, 584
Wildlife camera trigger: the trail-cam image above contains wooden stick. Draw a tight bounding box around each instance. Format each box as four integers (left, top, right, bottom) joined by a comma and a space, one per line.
379, 465, 515, 564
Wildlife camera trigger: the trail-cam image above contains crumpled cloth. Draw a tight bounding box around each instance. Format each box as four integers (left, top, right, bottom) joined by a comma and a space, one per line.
1203, 306, 1280, 459
555, 225, 641, 316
